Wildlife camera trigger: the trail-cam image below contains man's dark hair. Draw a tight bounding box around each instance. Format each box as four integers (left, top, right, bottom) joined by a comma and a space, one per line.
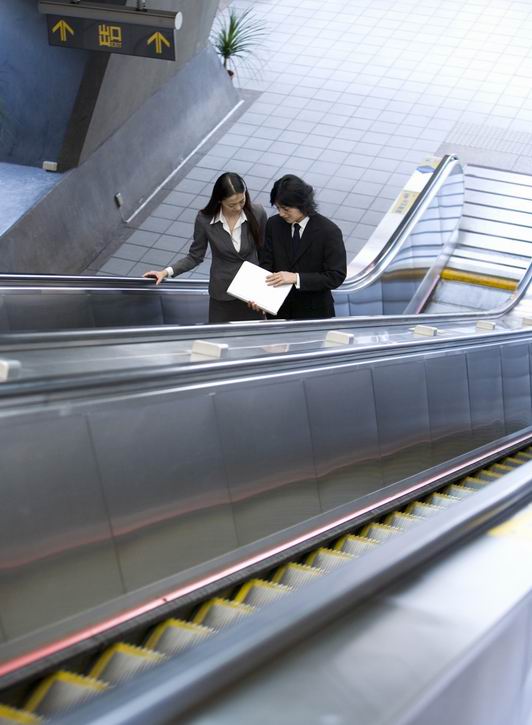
270, 175, 317, 216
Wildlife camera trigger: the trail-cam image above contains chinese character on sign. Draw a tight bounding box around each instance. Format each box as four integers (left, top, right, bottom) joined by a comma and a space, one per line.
98, 24, 122, 48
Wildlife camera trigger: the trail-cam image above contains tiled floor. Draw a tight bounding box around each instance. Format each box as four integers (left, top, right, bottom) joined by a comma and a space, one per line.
97, 0, 532, 280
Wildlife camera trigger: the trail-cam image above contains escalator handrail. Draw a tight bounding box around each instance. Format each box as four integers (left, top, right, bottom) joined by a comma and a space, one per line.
1, 323, 532, 402
341, 153, 463, 290
51, 435, 532, 725
0, 155, 460, 297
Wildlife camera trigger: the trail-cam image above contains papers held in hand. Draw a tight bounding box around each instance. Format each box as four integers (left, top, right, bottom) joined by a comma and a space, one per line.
227, 261, 292, 316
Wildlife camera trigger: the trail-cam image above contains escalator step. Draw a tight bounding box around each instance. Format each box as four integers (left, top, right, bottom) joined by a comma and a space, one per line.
25, 672, 107, 717
89, 643, 165, 685
335, 534, 379, 556
489, 463, 513, 475
145, 619, 214, 655
383, 512, 420, 530
500, 456, 525, 468
358, 523, 401, 541
514, 451, 532, 462
0, 705, 41, 724
442, 484, 476, 499
233, 579, 292, 606
271, 563, 324, 587
192, 598, 255, 629
305, 547, 353, 571
425, 492, 459, 508
475, 469, 499, 481
461, 476, 488, 490
404, 501, 442, 517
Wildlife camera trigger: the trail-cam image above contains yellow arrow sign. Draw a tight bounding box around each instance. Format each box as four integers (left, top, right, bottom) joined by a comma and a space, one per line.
52, 19, 74, 43
147, 31, 170, 55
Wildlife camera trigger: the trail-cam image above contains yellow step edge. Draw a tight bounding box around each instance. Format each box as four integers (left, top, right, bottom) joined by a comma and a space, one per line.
475, 468, 499, 478
232, 578, 291, 604
426, 492, 458, 502
305, 547, 352, 567
463, 476, 487, 486
89, 642, 163, 680
513, 451, 532, 461
145, 618, 213, 651
445, 483, 476, 494
440, 268, 517, 291
0, 705, 41, 724
358, 522, 400, 538
192, 597, 254, 626
490, 463, 513, 473
504, 456, 528, 466
271, 562, 321, 583
334, 534, 379, 550
404, 501, 441, 514
383, 512, 420, 525
25, 672, 107, 714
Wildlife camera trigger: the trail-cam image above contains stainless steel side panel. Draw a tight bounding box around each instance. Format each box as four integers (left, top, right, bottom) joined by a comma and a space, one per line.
161, 292, 209, 326
0, 297, 9, 333
0, 414, 122, 638
90, 291, 164, 328
372, 359, 432, 483
425, 352, 473, 463
466, 347, 505, 448
214, 379, 320, 544
4, 291, 96, 331
89, 391, 238, 591
501, 342, 532, 433
304, 367, 383, 510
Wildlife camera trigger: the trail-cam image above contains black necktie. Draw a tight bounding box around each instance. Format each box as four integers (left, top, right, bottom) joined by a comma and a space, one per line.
292, 223, 301, 260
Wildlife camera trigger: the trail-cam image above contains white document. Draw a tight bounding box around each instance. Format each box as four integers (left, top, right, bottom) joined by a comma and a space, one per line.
227, 261, 292, 316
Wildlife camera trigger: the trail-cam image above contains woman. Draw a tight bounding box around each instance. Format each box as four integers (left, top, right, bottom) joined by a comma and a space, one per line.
144, 172, 266, 323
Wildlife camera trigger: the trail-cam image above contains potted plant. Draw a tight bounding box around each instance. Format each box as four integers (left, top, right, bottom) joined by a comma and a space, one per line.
211, 7, 267, 79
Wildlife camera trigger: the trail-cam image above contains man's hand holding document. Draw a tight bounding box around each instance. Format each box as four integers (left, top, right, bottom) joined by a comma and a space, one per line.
227, 261, 292, 316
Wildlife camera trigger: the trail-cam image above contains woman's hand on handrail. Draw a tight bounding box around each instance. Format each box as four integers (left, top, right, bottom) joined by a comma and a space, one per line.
143, 269, 169, 285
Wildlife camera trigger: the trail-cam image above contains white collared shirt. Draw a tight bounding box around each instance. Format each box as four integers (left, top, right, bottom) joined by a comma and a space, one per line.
292, 216, 309, 289
212, 208, 247, 253
165, 208, 247, 279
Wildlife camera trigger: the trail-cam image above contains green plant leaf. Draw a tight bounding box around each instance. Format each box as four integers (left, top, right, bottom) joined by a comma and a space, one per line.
212, 7, 267, 68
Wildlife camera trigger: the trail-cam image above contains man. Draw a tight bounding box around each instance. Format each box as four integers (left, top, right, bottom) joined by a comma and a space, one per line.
261, 174, 347, 319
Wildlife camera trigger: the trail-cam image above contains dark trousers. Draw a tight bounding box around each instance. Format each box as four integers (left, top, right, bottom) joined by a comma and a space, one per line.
208, 298, 264, 324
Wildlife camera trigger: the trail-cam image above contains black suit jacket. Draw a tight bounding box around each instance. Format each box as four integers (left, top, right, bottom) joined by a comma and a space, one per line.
261, 213, 347, 319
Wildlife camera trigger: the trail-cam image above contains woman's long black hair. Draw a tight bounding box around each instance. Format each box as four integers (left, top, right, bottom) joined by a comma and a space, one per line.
201, 172, 262, 250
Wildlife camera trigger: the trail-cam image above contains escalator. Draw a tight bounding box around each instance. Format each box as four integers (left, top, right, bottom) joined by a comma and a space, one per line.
1, 434, 532, 723
0, 155, 464, 332
423, 164, 532, 313
2, 155, 532, 724
1, 313, 532, 709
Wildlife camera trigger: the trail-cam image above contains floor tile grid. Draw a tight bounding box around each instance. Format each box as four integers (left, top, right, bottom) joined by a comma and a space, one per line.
101, 0, 532, 278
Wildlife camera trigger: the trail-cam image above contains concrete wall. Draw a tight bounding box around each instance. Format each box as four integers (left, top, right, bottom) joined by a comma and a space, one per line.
0, 46, 238, 273
0, 0, 220, 169
0, 0, 237, 273
0, 0, 88, 166
63, 0, 220, 167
